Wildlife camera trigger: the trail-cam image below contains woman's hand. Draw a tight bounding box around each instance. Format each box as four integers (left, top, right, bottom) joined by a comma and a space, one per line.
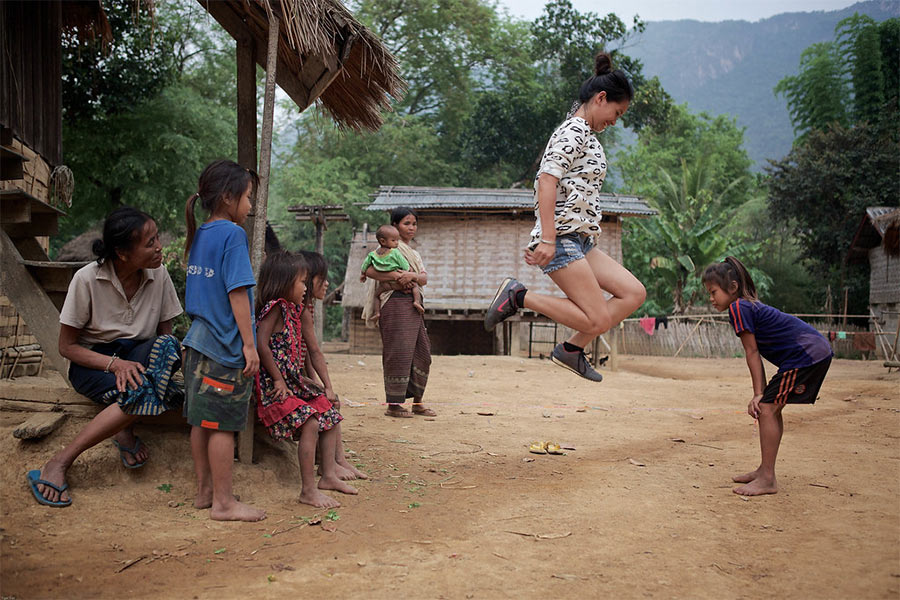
524, 241, 556, 267
395, 271, 417, 287
110, 358, 146, 393
242, 344, 260, 378
272, 379, 289, 401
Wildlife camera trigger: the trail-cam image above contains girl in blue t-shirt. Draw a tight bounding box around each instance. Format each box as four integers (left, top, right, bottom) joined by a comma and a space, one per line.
702, 257, 832, 497
182, 159, 265, 522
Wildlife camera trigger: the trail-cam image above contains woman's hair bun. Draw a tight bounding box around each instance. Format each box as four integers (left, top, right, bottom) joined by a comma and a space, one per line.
594, 52, 613, 76
91, 239, 105, 258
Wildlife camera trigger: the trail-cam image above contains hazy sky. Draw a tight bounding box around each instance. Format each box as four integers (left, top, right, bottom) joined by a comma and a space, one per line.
497, 0, 860, 23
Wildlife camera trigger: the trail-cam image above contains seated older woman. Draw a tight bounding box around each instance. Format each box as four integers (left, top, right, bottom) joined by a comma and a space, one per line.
27, 207, 183, 507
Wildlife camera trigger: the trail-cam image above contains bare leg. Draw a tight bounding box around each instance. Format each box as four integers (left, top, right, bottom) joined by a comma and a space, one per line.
36, 403, 139, 504
734, 404, 783, 496
208, 430, 266, 521
191, 426, 213, 508
317, 427, 358, 496
299, 417, 340, 508
334, 423, 368, 479
522, 250, 645, 344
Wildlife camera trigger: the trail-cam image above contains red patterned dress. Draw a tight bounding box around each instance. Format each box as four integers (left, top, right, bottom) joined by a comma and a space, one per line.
255, 299, 342, 441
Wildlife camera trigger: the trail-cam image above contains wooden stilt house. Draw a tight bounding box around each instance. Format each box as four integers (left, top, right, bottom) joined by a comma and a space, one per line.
340, 186, 655, 356
848, 206, 900, 359
0, 1, 402, 388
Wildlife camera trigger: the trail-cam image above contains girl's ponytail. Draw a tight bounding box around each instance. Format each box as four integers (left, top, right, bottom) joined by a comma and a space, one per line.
184, 192, 200, 260
184, 160, 260, 260
701, 256, 758, 302
724, 256, 757, 302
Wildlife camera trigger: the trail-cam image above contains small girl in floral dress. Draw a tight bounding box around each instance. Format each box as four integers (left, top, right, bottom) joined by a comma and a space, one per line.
255, 251, 357, 508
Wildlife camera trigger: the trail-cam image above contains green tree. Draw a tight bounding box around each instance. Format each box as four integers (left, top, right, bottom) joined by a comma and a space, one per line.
765, 117, 899, 315
57, 0, 239, 247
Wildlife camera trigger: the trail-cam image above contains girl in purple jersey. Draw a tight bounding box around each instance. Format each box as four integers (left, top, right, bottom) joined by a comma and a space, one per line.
703, 257, 832, 496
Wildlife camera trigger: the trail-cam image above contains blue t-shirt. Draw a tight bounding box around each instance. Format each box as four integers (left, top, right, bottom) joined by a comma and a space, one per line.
728, 299, 832, 371
183, 220, 256, 368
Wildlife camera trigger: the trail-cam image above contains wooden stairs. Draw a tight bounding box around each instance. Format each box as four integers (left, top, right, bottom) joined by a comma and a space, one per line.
1, 128, 85, 381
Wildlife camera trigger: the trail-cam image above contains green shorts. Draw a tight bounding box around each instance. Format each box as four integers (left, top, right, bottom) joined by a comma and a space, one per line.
183, 347, 253, 432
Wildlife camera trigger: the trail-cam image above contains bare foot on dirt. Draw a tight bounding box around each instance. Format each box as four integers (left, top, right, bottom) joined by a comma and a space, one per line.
733, 478, 778, 496
299, 489, 341, 509
36, 460, 70, 504
210, 500, 266, 522
318, 476, 358, 495
194, 490, 240, 509
413, 302, 425, 315
732, 468, 761, 483
339, 459, 368, 480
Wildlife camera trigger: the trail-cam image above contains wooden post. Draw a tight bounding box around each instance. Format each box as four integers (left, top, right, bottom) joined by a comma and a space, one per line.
237, 7, 278, 465
509, 321, 521, 357
609, 324, 619, 371
314, 208, 325, 344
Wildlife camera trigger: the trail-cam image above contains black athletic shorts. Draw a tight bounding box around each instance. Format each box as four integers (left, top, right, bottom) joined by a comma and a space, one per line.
761, 357, 831, 405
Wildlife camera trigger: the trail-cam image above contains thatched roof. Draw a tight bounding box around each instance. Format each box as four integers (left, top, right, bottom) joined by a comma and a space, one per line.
847, 207, 900, 262
60, 0, 158, 48
198, 0, 405, 132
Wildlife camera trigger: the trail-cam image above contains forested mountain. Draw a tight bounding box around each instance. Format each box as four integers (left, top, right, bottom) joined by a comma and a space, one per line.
627, 0, 899, 169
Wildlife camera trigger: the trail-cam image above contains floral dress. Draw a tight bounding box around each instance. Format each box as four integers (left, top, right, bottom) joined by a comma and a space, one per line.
255, 299, 342, 441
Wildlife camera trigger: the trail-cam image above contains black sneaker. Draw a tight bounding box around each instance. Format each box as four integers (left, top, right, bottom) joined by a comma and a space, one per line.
484, 277, 525, 331
550, 343, 604, 382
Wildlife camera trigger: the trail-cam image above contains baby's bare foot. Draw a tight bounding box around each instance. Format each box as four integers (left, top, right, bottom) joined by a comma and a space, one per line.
299, 489, 341, 508
413, 302, 425, 315
732, 469, 761, 483
318, 475, 358, 495
733, 478, 777, 496
210, 499, 266, 522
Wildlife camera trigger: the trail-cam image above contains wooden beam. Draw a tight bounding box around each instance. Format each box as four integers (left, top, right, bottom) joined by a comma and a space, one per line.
0, 229, 68, 378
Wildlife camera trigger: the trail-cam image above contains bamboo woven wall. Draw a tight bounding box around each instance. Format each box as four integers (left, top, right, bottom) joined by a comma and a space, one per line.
525, 318, 877, 360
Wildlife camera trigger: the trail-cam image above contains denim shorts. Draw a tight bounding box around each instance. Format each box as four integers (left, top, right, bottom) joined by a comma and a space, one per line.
542, 233, 595, 274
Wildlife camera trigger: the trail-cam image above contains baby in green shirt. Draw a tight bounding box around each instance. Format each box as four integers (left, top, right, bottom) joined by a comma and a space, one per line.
360, 225, 424, 316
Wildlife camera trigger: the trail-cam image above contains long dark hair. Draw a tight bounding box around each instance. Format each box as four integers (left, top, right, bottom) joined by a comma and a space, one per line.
184, 160, 259, 258
702, 256, 758, 302
577, 52, 634, 106
255, 251, 307, 315
390, 206, 418, 226
297, 250, 328, 308
92, 206, 153, 265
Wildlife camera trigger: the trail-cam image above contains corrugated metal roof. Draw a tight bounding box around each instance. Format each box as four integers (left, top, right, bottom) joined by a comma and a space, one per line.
366, 186, 656, 217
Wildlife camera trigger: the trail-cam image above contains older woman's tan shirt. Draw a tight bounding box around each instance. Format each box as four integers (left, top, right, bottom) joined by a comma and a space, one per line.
59, 260, 183, 346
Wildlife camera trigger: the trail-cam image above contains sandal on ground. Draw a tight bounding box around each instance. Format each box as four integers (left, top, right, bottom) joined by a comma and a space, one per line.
26, 469, 72, 507
112, 436, 147, 469
529, 441, 548, 454
384, 406, 414, 418
411, 406, 437, 417
545, 442, 566, 455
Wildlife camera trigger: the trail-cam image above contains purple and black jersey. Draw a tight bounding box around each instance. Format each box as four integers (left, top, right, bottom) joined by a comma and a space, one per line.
728, 299, 833, 371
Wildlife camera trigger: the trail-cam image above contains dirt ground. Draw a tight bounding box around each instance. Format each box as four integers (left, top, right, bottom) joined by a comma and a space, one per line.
1, 353, 898, 599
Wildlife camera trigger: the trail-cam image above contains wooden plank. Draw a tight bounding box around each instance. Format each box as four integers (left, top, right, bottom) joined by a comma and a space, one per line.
0, 188, 65, 215
0, 229, 68, 378
0, 197, 29, 223
1, 398, 95, 418
49, 0, 62, 165
2, 212, 59, 238
32, 0, 43, 162
13, 411, 66, 439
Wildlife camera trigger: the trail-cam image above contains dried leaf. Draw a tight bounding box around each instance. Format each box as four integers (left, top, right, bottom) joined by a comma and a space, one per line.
628, 458, 646, 467
321, 522, 337, 532
476, 411, 495, 416
669, 438, 686, 443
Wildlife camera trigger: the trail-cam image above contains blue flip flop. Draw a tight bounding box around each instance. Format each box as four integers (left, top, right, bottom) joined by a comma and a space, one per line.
112, 436, 147, 469
26, 469, 72, 507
